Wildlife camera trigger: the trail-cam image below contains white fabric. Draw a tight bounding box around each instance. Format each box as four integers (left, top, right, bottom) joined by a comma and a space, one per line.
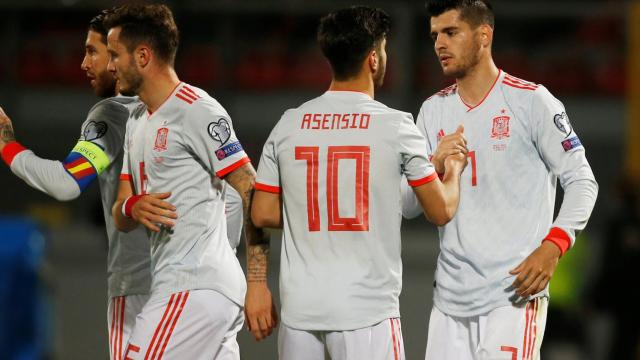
425, 297, 548, 360
256, 91, 435, 330
279, 318, 405, 360
224, 185, 243, 250
403, 71, 598, 317
107, 294, 149, 360
124, 289, 243, 360
122, 83, 247, 304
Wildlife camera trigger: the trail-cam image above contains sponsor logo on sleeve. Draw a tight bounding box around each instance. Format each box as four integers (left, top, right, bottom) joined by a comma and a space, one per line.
215, 141, 243, 160
82, 121, 108, 141
561, 136, 582, 152
207, 118, 231, 145
153, 127, 169, 152
553, 112, 573, 138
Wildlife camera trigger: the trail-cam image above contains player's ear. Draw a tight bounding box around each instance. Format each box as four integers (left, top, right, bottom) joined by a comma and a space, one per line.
479, 24, 493, 48
136, 45, 152, 68
368, 49, 378, 73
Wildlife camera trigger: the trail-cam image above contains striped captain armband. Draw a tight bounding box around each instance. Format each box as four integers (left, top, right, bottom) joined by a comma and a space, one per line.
62, 140, 110, 191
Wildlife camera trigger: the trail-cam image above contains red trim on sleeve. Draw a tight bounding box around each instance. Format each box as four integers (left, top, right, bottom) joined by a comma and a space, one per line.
1, 141, 27, 167
119, 174, 131, 181
215, 156, 251, 179
542, 227, 571, 256
408, 172, 438, 187
255, 182, 281, 194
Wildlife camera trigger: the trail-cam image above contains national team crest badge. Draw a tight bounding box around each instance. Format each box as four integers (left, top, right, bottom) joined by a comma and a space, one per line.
154, 127, 169, 152
491, 115, 510, 140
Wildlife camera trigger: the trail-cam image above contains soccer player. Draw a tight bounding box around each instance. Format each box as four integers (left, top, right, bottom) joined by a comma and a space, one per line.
105, 4, 265, 359
402, 1, 599, 359
0, 11, 150, 360
249, 6, 467, 360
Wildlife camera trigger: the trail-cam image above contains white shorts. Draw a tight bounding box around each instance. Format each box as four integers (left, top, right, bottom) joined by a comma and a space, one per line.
425, 297, 548, 360
108, 294, 149, 360
279, 318, 405, 360
123, 289, 243, 360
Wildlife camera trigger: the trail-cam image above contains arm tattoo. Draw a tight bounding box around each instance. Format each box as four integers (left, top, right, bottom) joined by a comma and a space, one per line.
229, 164, 270, 282
0, 123, 15, 143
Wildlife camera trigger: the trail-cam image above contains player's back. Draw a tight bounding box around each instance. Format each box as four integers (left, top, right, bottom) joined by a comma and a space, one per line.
260, 90, 433, 330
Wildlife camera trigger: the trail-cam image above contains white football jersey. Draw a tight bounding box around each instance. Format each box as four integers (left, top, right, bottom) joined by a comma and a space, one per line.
256, 91, 436, 330
404, 71, 597, 317
121, 83, 247, 305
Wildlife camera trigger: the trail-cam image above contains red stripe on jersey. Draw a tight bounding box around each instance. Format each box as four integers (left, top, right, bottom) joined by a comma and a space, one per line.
500, 346, 518, 360
1, 141, 27, 166
120, 174, 131, 181
528, 298, 539, 360
178, 89, 198, 102
175, 93, 194, 104
118, 296, 126, 360
156, 291, 190, 360
408, 172, 438, 187
110, 298, 117, 359
182, 86, 200, 98
543, 227, 571, 256
144, 294, 176, 360
216, 156, 251, 179
523, 300, 532, 359
502, 80, 538, 91
504, 74, 537, 87
255, 182, 281, 194
124, 344, 140, 360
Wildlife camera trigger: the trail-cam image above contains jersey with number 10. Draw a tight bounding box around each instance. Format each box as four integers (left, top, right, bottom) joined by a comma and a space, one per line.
121, 83, 248, 305
256, 91, 436, 331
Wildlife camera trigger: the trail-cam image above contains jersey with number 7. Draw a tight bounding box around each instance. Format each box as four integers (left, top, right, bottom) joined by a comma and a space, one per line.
255, 90, 437, 331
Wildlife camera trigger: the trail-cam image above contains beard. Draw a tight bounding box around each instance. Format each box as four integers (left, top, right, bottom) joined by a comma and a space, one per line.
93, 70, 117, 98
442, 39, 481, 79
118, 58, 144, 96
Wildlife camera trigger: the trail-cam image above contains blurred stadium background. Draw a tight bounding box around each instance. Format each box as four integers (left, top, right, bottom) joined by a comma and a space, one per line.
0, 0, 638, 359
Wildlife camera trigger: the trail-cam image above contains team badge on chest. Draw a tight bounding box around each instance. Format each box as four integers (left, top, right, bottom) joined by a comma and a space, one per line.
490, 113, 510, 140
154, 127, 169, 152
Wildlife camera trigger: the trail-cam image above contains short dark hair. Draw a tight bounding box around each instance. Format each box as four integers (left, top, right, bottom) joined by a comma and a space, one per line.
426, 0, 494, 28
318, 6, 390, 81
104, 3, 179, 65
88, 9, 111, 44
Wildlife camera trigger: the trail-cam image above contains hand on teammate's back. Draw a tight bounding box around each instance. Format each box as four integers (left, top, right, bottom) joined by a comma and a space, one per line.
130, 192, 177, 232
245, 282, 278, 341
509, 241, 562, 298
432, 125, 468, 174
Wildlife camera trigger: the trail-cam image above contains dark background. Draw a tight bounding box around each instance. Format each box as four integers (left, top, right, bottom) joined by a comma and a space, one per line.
0, 0, 637, 359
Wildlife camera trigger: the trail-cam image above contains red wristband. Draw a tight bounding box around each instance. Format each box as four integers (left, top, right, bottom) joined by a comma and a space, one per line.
123, 195, 143, 218
542, 227, 571, 256
2, 141, 27, 166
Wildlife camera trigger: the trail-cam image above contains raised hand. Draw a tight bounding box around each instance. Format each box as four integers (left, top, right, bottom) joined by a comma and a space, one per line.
0, 106, 16, 151
432, 125, 468, 174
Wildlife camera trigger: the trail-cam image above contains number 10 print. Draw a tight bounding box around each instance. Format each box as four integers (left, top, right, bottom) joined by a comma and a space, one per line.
295, 146, 370, 232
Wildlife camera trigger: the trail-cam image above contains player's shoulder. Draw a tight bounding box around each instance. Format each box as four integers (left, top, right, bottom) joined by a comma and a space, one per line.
421, 83, 459, 112
178, 83, 230, 118
500, 72, 557, 106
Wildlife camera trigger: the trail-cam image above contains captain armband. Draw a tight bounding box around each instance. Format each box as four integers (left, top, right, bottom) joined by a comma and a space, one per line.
62, 141, 111, 191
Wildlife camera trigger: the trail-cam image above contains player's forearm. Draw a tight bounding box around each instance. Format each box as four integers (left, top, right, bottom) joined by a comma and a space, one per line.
544, 178, 598, 254
3, 148, 81, 201
435, 171, 462, 224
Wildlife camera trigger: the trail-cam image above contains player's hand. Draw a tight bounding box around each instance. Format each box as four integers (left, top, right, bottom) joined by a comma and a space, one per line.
245, 281, 278, 341
131, 192, 177, 232
432, 125, 468, 174
0, 106, 17, 151
443, 152, 468, 176
509, 241, 561, 298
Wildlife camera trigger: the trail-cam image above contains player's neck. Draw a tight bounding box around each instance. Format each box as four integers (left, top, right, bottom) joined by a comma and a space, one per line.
455, 60, 500, 107
328, 77, 374, 99
138, 68, 181, 113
